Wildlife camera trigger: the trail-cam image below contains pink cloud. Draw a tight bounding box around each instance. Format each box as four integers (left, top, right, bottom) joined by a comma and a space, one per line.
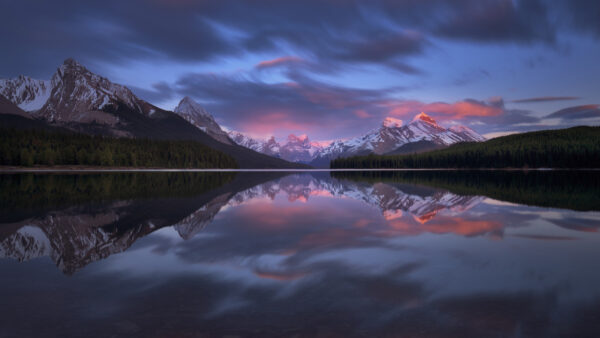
354, 109, 371, 118
382, 99, 503, 121
311, 140, 333, 147
383, 116, 403, 128
237, 111, 316, 138
256, 56, 303, 70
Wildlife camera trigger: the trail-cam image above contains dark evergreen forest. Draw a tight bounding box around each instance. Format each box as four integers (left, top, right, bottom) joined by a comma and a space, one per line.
0, 128, 238, 168
331, 126, 600, 169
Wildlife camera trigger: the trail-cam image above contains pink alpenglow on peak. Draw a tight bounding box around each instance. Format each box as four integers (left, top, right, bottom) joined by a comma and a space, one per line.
287, 134, 309, 143
383, 117, 403, 128
412, 112, 438, 126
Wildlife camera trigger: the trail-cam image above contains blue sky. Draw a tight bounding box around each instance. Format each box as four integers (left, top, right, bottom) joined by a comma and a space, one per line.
1, 0, 599, 141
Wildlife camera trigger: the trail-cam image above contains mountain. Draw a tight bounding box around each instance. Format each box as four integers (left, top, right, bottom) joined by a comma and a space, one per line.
0, 94, 31, 119
310, 112, 485, 167
0, 75, 51, 112
0, 59, 305, 169
227, 112, 483, 166
384, 140, 445, 156
228, 131, 324, 163
173, 96, 233, 145
229, 132, 281, 157
331, 126, 600, 169
279, 134, 323, 163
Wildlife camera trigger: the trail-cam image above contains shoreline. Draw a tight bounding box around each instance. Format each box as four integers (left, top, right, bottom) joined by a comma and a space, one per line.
1, 166, 599, 173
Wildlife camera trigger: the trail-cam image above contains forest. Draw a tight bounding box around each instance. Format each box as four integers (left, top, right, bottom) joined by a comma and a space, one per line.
331, 126, 600, 169
331, 170, 600, 212
0, 172, 237, 221
0, 128, 238, 168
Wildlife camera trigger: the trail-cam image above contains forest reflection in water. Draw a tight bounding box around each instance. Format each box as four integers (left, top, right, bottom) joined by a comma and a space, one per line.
1, 170, 599, 337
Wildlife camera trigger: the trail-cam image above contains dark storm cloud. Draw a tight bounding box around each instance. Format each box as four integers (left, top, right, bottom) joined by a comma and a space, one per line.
554, 0, 600, 37
5, 0, 596, 78
434, 0, 556, 44
511, 96, 581, 103
0, 0, 236, 78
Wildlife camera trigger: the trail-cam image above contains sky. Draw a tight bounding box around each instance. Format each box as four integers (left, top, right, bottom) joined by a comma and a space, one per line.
1, 0, 600, 141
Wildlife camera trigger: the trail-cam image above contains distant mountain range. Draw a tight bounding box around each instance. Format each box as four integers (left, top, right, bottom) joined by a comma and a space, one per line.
175, 97, 485, 167
0, 59, 304, 169
331, 126, 600, 169
0, 58, 485, 168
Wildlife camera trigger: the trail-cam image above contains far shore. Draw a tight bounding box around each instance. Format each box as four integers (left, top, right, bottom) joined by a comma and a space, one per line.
1, 166, 598, 173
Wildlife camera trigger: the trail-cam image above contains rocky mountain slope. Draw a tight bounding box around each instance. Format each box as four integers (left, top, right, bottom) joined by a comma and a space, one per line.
173, 96, 233, 145
0, 59, 305, 168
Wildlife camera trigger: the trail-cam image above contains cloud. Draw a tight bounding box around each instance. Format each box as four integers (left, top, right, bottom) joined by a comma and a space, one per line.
165, 67, 588, 139
3, 0, 588, 78
354, 110, 372, 119
434, 0, 556, 44
545, 104, 600, 119
170, 70, 391, 139
385, 98, 504, 121
255, 56, 304, 70
511, 96, 581, 103
130, 81, 175, 103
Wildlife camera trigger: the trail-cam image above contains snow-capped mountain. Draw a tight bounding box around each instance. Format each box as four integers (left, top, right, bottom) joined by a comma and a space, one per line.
280, 134, 323, 163
228, 132, 324, 163
229, 132, 281, 157
0, 75, 51, 112
228, 112, 484, 166
0, 58, 152, 125
39, 58, 149, 123
310, 112, 485, 167
173, 96, 233, 145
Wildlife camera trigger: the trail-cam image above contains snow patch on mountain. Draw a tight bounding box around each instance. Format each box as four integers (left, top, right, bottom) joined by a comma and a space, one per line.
0, 76, 51, 112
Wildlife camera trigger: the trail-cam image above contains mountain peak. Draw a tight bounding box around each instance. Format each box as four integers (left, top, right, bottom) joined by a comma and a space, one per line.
173, 96, 233, 145
57, 58, 88, 77
63, 58, 82, 67
288, 134, 309, 143
412, 112, 437, 125
174, 96, 210, 117
383, 117, 403, 128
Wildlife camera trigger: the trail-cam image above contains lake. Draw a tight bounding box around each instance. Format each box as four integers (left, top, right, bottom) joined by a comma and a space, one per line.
1, 170, 600, 337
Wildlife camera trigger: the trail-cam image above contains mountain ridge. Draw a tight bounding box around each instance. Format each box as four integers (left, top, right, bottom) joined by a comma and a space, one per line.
0, 59, 306, 169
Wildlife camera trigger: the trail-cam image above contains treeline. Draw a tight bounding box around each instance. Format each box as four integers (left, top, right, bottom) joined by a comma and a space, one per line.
331, 126, 600, 169
0, 128, 238, 168
331, 170, 600, 211
0, 172, 236, 222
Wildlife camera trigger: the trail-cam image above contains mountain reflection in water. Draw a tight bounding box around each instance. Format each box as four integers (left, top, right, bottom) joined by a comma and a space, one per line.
1, 171, 600, 337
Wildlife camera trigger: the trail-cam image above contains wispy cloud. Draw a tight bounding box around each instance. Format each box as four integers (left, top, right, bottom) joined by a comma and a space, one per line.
511, 96, 580, 103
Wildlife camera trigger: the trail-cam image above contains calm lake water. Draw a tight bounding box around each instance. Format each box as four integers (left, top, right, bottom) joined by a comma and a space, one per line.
1, 171, 600, 337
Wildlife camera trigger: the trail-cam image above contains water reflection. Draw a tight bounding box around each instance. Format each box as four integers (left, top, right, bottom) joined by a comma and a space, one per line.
1, 171, 600, 337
